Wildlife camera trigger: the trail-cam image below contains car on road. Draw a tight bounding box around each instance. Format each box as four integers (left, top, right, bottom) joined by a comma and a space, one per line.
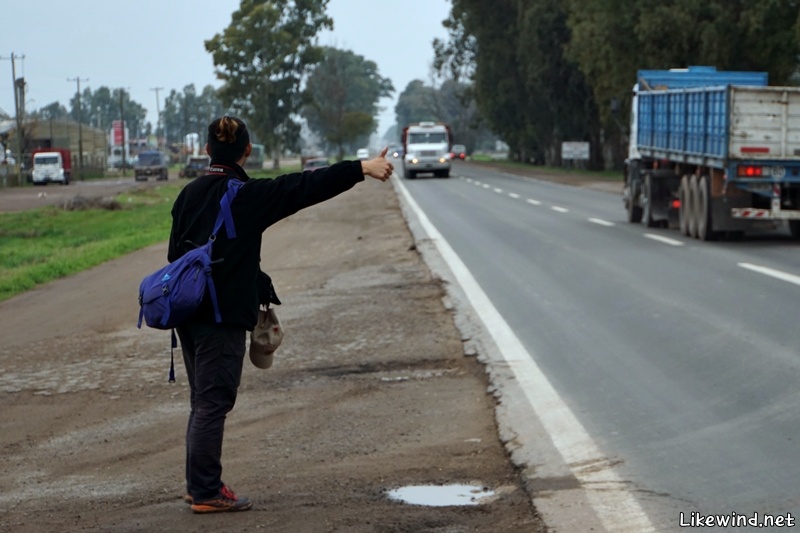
356, 148, 369, 160
303, 157, 330, 172
179, 155, 210, 179
388, 144, 404, 158
134, 151, 168, 181
450, 144, 467, 160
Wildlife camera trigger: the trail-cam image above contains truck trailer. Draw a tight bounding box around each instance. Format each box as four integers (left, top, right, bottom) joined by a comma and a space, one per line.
623, 66, 800, 240
401, 122, 453, 179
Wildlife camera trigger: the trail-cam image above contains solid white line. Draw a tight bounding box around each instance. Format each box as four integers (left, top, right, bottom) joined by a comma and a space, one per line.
589, 218, 615, 227
551, 206, 569, 213
643, 233, 684, 246
526, 199, 541, 206
508, 192, 520, 199
393, 177, 655, 532
738, 263, 800, 287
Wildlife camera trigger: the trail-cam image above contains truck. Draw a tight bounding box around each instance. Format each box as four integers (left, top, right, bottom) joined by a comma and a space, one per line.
623, 66, 800, 240
134, 150, 169, 181
31, 148, 72, 185
401, 122, 453, 179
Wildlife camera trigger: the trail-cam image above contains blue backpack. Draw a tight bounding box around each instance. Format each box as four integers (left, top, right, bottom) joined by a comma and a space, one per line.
137, 179, 242, 381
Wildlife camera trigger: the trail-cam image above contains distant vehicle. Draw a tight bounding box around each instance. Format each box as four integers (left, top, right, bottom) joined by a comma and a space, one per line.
450, 144, 467, 160
32, 148, 72, 185
303, 157, 330, 172
244, 143, 266, 170
401, 121, 453, 179
388, 144, 404, 158
356, 148, 370, 160
179, 155, 210, 179
134, 150, 168, 181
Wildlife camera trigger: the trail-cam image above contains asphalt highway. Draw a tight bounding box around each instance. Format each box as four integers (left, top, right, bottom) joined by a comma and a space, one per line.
397, 160, 800, 532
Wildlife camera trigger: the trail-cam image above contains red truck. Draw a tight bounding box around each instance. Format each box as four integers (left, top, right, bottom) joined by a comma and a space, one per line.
32, 147, 72, 185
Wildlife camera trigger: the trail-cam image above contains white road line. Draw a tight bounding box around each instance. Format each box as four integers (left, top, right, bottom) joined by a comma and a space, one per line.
393, 177, 656, 533
526, 199, 542, 206
551, 206, 569, 213
494, 187, 504, 193
482, 184, 491, 189
643, 233, 684, 246
508, 192, 520, 199
589, 218, 615, 227
738, 263, 800, 287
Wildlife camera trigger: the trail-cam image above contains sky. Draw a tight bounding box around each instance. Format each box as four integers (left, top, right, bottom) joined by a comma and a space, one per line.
0, 0, 451, 140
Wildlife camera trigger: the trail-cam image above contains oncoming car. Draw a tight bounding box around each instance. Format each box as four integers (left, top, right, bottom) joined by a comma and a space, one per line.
356, 148, 369, 160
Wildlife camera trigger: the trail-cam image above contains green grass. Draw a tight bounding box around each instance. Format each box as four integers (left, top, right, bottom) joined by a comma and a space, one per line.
0, 165, 306, 303
470, 153, 621, 181
0, 184, 182, 302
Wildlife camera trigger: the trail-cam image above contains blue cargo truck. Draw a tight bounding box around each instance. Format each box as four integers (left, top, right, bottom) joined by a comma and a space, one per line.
623, 66, 800, 240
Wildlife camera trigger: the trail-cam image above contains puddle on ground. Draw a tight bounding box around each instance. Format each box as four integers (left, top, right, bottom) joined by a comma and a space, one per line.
386, 484, 495, 507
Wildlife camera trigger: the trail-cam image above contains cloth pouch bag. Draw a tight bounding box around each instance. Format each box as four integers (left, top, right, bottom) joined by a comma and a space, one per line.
249, 306, 284, 369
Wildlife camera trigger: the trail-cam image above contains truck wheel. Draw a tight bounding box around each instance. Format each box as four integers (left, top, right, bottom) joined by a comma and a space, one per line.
679, 175, 689, 235
688, 175, 700, 238
441, 169, 450, 178
626, 179, 643, 223
642, 173, 657, 228
697, 175, 717, 241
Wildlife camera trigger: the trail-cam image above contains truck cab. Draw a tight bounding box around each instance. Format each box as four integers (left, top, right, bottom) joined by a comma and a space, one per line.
32, 149, 71, 185
401, 122, 452, 179
134, 150, 169, 181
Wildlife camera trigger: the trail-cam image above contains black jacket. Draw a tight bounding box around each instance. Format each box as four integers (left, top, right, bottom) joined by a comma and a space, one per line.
168, 159, 365, 329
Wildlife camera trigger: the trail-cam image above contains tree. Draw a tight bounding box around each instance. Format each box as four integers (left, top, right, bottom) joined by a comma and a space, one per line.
163, 85, 225, 147
303, 47, 394, 159
205, 0, 333, 168
394, 80, 439, 128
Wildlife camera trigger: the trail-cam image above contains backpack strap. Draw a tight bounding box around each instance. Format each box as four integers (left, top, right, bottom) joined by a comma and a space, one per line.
212, 179, 243, 239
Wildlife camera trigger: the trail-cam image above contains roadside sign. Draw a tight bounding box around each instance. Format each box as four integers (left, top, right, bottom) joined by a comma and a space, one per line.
561, 142, 590, 160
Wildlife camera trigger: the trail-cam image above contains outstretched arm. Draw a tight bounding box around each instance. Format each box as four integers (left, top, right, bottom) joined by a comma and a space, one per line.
360, 147, 394, 182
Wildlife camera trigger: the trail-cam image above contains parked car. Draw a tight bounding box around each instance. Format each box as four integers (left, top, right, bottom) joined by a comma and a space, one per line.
134, 151, 168, 181
356, 148, 369, 160
303, 157, 330, 172
450, 144, 467, 160
179, 155, 210, 178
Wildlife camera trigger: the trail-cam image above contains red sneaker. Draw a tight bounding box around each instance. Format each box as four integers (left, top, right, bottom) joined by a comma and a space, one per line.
190, 484, 253, 514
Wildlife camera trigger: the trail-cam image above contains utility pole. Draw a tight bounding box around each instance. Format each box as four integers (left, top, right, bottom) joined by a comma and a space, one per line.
0, 52, 26, 187
119, 88, 127, 177
150, 87, 163, 149
67, 76, 89, 180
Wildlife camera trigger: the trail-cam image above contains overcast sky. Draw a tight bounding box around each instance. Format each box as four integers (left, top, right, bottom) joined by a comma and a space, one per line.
0, 0, 451, 138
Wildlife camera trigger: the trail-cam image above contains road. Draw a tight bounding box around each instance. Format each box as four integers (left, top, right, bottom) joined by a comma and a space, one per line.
398, 160, 800, 531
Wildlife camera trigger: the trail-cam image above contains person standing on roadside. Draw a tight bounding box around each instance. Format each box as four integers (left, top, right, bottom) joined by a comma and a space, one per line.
168, 116, 393, 514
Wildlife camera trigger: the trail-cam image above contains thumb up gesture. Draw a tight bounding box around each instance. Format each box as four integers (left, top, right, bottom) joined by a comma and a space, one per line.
361, 147, 394, 182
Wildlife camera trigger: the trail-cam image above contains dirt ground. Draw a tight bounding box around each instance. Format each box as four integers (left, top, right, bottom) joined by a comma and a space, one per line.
0, 166, 568, 533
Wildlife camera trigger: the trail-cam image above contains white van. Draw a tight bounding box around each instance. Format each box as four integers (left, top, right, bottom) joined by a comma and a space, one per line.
32, 151, 70, 185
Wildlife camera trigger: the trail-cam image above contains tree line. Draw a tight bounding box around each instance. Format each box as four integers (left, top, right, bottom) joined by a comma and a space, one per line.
433, 0, 800, 169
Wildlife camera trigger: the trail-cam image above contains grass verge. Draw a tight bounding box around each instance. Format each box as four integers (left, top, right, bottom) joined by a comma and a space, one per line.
0, 166, 301, 303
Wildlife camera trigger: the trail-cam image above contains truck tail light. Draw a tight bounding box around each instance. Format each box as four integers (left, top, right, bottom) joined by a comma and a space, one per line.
737, 165, 763, 177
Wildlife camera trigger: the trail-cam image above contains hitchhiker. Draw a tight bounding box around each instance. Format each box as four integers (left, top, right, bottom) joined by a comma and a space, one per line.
168, 116, 393, 513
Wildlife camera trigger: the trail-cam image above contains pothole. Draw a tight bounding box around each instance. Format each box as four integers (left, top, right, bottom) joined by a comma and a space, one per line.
386, 484, 496, 507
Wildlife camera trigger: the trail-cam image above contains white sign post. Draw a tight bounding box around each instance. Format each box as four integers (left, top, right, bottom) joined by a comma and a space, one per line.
561, 141, 590, 169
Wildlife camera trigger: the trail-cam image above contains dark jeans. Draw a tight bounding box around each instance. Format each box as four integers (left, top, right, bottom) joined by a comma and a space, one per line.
175, 321, 246, 501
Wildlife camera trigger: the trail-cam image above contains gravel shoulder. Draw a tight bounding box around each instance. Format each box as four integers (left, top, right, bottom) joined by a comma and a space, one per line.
0, 170, 557, 532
